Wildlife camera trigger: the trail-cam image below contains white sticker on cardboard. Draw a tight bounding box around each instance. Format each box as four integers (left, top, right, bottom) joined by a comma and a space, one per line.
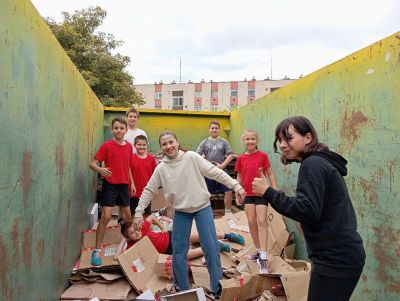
104, 246, 117, 257
131, 258, 145, 273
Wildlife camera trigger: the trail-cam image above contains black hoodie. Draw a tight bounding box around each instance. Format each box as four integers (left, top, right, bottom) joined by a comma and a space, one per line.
264, 150, 365, 277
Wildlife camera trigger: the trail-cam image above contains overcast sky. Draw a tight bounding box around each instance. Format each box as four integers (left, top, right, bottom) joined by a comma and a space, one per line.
31, 0, 399, 84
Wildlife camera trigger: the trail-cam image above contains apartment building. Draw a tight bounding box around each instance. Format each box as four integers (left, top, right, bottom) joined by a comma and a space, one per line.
135, 78, 295, 111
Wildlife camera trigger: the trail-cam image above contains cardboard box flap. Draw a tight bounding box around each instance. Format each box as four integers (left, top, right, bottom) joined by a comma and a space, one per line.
191, 266, 211, 292
117, 236, 159, 292
156, 254, 173, 279
78, 244, 120, 271
82, 225, 121, 249
60, 278, 131, 300
280, 272, 309, 301
161, 288, 206, 301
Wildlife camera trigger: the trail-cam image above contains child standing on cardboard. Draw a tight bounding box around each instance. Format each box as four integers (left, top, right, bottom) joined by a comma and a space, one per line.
89, 117, 135, 266
129, 135, 157, 216
235, 129, 277, 273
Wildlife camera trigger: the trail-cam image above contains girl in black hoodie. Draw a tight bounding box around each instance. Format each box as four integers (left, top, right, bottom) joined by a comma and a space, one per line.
252, 116, 365, 301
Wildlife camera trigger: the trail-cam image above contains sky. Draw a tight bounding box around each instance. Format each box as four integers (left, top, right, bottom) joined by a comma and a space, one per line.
31, 0, 399, 85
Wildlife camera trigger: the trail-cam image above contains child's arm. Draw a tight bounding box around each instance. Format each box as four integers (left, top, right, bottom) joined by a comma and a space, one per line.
217, 153, 234, 169
129, 167, 136, 196
147, 215, 167, 232
266, 167, 278, 190
114, 237, 127, 259
89, 159, 112, 177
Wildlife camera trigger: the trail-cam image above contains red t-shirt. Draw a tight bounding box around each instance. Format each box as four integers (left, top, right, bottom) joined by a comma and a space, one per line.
126, 220, 169, 253
95, 140, 132, 185
130, 154, 157, 198
234, 150, 271, 196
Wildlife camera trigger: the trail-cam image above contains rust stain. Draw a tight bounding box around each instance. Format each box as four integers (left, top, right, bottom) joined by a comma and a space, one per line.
36, 240, 45, 263
339, 108, 371, 154
11, 218, 19, 264
386, 160, 397, 193
0, 235, 10, 299
358, 168, 384, 207
22, 152, 32, 205
396, 248, 400, 256
371, 225, 400, 293
361, 274, 368, 281
23, 227, 32, 270
55, 144, 64, 175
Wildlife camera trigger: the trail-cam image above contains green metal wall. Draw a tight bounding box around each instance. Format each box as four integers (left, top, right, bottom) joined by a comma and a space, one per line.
229, 32, 400, 300
0, 1, 104, 300
104, 108, 231, 154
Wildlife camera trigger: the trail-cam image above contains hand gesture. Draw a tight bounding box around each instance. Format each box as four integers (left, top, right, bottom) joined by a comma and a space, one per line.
99, 167, 112, 177
131, 185, 136, 196
235, 188, 246, 205
252, 167, 270, 195
133, 215, 143, 227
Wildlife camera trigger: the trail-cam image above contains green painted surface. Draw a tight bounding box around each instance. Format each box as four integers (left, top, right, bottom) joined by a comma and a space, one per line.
229, 32, 400, 300
0, 1, 104, 300
104, 108, 231, 154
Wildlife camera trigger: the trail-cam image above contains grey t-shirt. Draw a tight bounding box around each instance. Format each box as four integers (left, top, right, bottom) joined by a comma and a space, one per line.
196, 137, 233, 163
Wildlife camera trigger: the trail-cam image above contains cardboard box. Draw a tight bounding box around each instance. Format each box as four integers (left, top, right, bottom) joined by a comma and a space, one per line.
156, 254, 173, 279
117, 236, 170, 293
69, 270, 124, 284
90, 203, 99, 229
60, 278, 131, 300
77, 244, 120, 270
82, 225, 121, 249
160, 288, 206, 301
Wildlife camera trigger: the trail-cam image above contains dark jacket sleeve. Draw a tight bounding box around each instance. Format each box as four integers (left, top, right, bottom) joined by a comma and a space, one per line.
263, 158, 327, 224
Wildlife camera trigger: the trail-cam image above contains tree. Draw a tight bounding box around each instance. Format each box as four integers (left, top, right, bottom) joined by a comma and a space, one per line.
46, 6, 144, 107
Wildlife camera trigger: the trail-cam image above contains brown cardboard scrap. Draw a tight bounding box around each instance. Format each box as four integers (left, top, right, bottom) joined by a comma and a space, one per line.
160, 287, 206, 301
77, 244, 120, 271
82, 225, 121, 249
69, 270, 124, 284
266, 207, 290, 256
117, 236, 160, 293
191, 266, 211, 292
60, 278, 131, 300
258, 290, 287, 301
283, 244, 295, 260
156, 254, 173, 279
92, 218, 119, 229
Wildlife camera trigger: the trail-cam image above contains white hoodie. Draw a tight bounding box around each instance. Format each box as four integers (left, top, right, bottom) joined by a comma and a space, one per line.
135, 150, 242, 216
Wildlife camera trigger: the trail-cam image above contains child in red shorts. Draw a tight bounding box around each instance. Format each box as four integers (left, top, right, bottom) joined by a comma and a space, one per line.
89, 117, 135, 266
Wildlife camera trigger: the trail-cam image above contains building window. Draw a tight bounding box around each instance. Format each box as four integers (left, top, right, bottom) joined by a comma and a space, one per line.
230, 90, 238, 97
248, 89, 255, 96
195, 91, 202, 97
211, 90, 218, 98
172, 90, 184, 110
194, 106, 202, 111
155, 92, 162, 99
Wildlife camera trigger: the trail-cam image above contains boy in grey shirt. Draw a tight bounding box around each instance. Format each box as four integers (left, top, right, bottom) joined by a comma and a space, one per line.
197, 121, 234, 214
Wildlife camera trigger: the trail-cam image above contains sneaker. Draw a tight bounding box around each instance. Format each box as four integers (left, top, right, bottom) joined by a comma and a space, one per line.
257, 258, 271, 274
227, 232, 245, 245
218, 240, 231, 253
245, 250, 260, 260
91, 249, 102, 266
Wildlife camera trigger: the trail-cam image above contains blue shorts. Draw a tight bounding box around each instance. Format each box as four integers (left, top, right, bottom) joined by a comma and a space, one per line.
205, 178, 231, 194
101, 180, 130, 207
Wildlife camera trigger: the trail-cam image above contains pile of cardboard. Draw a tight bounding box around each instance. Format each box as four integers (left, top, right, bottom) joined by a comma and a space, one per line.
60, 207, 310, 301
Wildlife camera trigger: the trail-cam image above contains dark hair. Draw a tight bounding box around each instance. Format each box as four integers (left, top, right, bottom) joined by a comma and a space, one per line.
158, 131, 187, 152
126, 106, 140, 118
134, 134, 148, 145
273, 116, 328, 164
111, 117, 127, 128
209, 121, 220, 128
120, 221, 133, 238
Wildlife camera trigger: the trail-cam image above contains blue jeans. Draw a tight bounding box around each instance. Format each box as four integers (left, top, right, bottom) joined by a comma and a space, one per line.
172, 206, 222, 294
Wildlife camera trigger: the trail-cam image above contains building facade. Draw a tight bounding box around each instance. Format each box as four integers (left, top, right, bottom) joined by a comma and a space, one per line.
135, 78, 295, 111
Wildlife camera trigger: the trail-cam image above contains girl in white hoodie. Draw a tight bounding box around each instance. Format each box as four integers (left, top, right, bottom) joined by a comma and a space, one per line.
134, 131, 245, 298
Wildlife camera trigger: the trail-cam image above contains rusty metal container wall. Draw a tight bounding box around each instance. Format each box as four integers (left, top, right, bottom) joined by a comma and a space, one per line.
229, 32, 400, 300
0, 1, 104, 300
104, 108, 231, 154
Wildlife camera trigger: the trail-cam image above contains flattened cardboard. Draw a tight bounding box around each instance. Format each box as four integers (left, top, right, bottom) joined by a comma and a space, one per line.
266, 207, 290, 256
191, 266, 211, 292
117, 236, 160, 292
69, 270, 124, 284
156, 254, 173, 279
82, 225, 121, 249
160, 288, 206, 301
60, 278, 131, 300
283, 244, 295, 260
78, 244, 120, 270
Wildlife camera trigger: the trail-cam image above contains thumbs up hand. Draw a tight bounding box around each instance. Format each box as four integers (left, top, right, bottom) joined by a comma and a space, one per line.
252, 167, 270, 195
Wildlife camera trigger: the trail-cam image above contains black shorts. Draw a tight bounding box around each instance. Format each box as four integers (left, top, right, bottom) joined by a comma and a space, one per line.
101, 180, 130, 207
130, 197, 151, 215
244, 196, 267, 206
205, 178, 231, 194
165, 231, 173, 255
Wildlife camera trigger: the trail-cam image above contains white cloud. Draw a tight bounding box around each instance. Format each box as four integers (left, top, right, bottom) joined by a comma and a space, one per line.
31, 0, 399, 84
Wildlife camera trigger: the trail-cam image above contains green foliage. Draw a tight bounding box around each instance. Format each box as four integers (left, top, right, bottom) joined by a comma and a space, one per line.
46, 6, 144, 107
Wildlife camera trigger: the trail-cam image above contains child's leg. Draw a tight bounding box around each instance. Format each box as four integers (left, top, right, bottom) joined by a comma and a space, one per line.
188, 247, 204, 260
245, 203, 260, 248
96, 206, 112, 249
255, 204, 269, 257
223, 191, 233, 213
119, 205, 132, 223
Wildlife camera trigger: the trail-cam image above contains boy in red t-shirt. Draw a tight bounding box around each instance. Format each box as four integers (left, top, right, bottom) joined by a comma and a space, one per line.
129, 135, 157, 216
114, 215, 245, 260
89, 117, 135, 266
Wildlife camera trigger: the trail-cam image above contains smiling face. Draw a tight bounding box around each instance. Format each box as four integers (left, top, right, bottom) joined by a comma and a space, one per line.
124, 225, 142, 242
127, 112, 138, 129
111, 121, 127, 142
243, 131, 258, 153
159, 134, 179, 159
209, 123, 220, 139
278, 125, 312, 161
135, 139, 148, 155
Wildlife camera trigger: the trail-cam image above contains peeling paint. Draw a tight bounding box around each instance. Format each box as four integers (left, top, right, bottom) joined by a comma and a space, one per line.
11, 219, 19, 264
22, 227, 32, 270
0, 235, 10, 299
358, 168, 384, 207
36, 240, 45, 264
22, 151, 32, 205
385, 51, 391, 62
339, 109, 370, 153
